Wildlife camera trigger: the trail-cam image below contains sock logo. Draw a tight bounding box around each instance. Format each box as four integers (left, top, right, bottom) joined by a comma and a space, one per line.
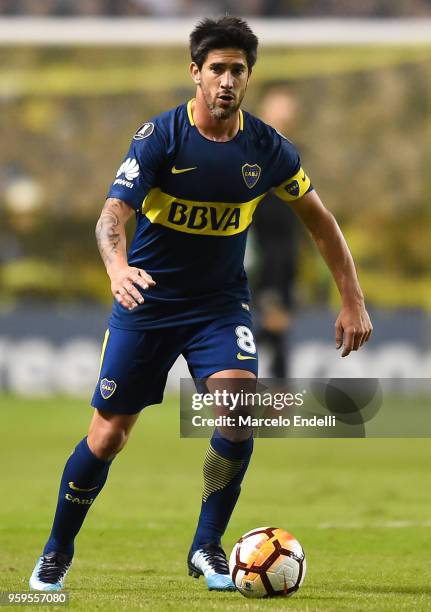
65, 493, 94, 505
100, 378, 117, 399
68, 481, 98, 492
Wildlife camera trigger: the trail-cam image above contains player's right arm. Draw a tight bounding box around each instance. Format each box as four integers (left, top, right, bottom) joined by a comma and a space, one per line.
97, 119, 165, 309
95, 197, 155, 310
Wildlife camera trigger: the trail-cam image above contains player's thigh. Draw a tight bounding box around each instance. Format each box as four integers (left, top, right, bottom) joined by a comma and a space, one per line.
206, 370, 257, 441
184, 311, 259, 380
184, 313, 258, 441
91, 326, 181, 415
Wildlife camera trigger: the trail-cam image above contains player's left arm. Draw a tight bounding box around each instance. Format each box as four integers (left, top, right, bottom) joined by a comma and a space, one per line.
288, 189, 373, 357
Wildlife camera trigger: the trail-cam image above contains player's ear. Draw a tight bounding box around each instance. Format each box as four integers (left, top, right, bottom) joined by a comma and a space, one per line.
189, 62, 201, 85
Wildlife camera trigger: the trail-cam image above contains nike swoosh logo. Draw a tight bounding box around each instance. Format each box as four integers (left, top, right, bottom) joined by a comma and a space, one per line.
236, 353, 257, 361
69, 482, 98, 492
171, 165, 197, 174
301, 172, 306, 181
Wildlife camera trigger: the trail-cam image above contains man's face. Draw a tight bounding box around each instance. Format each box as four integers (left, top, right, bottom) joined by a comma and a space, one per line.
190, 48, 250, 120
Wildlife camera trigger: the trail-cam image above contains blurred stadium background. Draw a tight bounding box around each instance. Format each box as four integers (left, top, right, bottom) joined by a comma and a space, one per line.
1, 0, 431, 397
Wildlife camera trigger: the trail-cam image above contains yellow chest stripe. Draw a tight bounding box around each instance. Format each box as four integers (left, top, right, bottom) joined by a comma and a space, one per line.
142, 188, 266, 236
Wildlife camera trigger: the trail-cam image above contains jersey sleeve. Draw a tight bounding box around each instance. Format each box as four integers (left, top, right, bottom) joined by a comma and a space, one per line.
271, 132, 313, 202
107, 121, 166, 211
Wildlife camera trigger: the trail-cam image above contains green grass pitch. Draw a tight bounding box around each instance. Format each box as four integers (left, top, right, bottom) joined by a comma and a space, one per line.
0, 395, 430, 611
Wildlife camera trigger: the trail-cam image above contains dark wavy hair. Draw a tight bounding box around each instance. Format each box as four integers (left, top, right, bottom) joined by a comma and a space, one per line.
190, 16, 258, 71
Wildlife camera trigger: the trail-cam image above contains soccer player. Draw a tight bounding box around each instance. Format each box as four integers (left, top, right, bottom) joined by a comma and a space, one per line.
30, 16, 372, 592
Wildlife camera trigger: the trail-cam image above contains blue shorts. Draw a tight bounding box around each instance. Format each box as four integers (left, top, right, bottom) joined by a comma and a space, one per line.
91, 310, 258, 414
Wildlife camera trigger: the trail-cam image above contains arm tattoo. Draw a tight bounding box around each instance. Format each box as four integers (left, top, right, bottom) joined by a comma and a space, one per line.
95, 198, 129, 268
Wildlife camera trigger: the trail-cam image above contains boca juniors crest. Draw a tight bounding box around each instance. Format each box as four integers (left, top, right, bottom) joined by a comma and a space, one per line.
284, 179, 300, 197
100, 378, 117, 399
242, 163, 261, 189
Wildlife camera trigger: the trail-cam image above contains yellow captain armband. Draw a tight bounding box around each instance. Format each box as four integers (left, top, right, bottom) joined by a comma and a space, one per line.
273, 166, 312, 202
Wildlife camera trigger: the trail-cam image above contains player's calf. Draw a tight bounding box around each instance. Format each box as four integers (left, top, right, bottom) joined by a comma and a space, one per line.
29, 411, 138, 591
29, 436, 112, 590
188, 430, 253, 591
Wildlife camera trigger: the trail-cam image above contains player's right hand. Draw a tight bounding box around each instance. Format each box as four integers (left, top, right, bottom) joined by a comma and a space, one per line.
108, 265, 155, 310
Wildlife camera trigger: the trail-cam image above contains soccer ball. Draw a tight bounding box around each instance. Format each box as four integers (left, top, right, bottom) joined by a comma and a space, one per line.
229, 526, 306, 598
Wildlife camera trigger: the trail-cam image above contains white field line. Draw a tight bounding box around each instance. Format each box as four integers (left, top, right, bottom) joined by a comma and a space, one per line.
318, 520, 431, 529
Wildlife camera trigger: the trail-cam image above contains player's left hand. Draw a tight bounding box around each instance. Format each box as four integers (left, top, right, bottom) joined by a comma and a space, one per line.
335, 303, 373, 358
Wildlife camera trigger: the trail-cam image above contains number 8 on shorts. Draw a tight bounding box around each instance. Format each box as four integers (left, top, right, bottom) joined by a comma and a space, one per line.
235, 325, 256, 354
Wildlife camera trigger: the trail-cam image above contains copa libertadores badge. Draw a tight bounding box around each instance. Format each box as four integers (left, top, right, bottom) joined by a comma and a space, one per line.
133, 122, 154, 140
242, 163, 261, 189
100, 378, 117, 399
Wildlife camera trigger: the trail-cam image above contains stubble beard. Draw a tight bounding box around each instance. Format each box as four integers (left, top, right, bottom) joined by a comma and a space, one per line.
200, 84, 243, 120
208, 101, 239, 120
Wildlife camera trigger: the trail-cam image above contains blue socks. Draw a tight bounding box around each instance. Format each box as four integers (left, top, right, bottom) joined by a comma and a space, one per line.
43, 437, 112, 557
191, 431, 253, 552
43, 432, 252, 558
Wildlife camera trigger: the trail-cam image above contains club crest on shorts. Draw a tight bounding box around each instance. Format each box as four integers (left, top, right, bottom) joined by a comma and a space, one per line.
242, 163, 261, 189
100, 378, 117, 399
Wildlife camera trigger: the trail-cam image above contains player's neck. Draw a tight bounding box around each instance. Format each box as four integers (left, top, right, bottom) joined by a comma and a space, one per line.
191, 97, 239, 142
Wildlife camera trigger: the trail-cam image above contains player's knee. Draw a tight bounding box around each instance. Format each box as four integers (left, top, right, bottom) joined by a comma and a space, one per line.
218, 428, 252, 443
88, 426, 129, 461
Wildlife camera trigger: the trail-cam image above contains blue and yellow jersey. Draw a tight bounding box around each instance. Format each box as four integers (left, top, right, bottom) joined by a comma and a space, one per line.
107, 100, 313, 329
